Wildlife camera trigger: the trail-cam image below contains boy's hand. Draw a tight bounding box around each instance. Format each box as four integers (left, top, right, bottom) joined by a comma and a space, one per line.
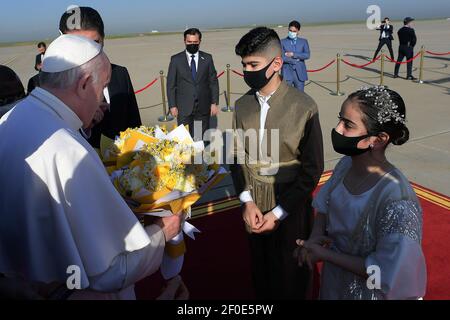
252, 211, 279, 234
242, 201, 264, 231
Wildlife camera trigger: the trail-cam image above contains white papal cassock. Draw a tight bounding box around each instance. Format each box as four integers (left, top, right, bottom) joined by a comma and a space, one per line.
0, 87, 165, 299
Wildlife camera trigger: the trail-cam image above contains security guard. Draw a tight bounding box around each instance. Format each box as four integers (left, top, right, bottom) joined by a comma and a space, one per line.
394, 17, 417, 80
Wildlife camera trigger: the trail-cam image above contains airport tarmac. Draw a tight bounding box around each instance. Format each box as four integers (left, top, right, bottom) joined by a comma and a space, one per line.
1, 19, 449, 197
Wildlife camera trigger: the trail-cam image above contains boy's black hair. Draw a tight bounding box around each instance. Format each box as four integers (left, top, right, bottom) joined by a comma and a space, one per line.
59, 6, 105, 39
184, 28, 202, 40
37, 42, 46, 48
288, 20, 301, 30
235, 27, 281, 57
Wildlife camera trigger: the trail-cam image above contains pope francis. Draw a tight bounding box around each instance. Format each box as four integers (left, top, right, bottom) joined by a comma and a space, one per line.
0, 34, 182, 300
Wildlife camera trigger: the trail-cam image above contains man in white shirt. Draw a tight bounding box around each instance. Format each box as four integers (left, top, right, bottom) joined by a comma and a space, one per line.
0, 34, 181, 300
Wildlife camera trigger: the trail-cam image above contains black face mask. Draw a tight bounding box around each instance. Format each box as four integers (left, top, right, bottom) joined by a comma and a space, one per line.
331, 128, 371, 156
186, 44, 199, 54
243, 59, 276, 91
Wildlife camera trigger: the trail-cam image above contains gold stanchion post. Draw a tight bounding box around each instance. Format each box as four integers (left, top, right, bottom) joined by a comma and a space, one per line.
158, 70, 174, 122
330, 53, 345, 96
221, 64, 234, 112
380, 50, 385, 86
418, 45, 425, 84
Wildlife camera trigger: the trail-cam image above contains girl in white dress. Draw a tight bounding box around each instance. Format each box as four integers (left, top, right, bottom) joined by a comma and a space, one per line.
294, 86, 426, 299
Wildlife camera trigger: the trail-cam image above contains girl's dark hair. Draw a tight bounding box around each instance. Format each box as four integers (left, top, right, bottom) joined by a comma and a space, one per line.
347, 88, 409, 146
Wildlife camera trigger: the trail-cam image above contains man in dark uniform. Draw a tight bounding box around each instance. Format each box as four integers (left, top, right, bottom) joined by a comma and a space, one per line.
28, 43, 46, 94
394, 17, 417, 80
34, 42, 46, 71
372, 17, 394, 61
59, 7, 142, 148
167, 28, 220, 140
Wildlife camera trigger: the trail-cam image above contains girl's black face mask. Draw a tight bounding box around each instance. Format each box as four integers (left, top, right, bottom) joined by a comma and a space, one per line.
331, 128, 372, 156
243, 59, 276, 91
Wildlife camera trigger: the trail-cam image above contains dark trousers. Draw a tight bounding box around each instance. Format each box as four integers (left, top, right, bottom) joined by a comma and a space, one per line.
286, 78, 305, 92
246, 197, 314, 299
373, 38, 394, 60
394, 45, 414, 77
177, 109, 210, 141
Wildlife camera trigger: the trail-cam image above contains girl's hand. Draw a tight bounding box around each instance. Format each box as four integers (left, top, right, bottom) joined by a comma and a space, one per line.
294, 236, 333, 269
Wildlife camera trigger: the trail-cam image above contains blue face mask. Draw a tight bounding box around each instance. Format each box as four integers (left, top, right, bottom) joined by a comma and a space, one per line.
288, 31, 297, 40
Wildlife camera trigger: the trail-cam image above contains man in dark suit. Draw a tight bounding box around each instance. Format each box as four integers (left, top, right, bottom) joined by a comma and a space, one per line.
27, 74, 40, 94
34, 42, 46, 71
167, 28, 219, 140
394, 17, 417, 80
59, 7, 142, 148
372, 17, 394, 61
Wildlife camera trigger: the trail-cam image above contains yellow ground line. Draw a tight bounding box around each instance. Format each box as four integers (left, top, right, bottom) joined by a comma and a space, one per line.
192, 199, 240, 218
320, 173, 449, 210
413, 185, 450, 202
192, 197, 235, 210
190, 173, 449, 220
414, 188, 450, 210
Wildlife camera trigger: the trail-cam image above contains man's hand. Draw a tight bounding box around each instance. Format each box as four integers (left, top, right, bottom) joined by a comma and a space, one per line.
155, 214, 183, 242
285, 52, 294, 58
252, 211, 280, 234
170, 107, 178, 118
242, 201, 264, 231
210, 104, 219, 117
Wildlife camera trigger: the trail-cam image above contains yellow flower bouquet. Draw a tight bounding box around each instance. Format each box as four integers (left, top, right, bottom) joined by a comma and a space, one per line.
99, 124, 227, 281
100, 124, 226, 216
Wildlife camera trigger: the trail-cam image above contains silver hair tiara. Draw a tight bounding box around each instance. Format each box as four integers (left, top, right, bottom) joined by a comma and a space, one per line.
360, 86, 406, 125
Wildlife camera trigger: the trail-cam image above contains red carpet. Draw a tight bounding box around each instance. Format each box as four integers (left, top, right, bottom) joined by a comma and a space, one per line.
136, 178, 450, 300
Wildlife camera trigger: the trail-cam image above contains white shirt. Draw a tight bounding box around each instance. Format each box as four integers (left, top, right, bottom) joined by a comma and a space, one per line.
0, 87, 165, 299
186, 50, 199, 69
238, 90, 289, 221
381, 24, 391, 39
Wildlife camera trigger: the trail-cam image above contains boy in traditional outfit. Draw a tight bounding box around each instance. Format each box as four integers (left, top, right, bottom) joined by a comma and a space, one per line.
230, 27, 324, 299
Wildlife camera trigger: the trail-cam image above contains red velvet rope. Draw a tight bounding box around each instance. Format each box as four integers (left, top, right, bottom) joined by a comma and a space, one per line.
341, 55, 381, 68
134, 78, 158, 95
307, 59, 336, 72
232, 69, 244, 77
386, 52, 421, 64
425, 50, 450, 56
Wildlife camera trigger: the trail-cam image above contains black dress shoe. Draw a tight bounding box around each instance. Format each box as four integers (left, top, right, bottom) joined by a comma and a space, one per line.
393, 75, 399, 78
407, 76, 417, 80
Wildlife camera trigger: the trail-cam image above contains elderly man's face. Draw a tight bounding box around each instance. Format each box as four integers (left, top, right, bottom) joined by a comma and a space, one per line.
79, 54, 111, 127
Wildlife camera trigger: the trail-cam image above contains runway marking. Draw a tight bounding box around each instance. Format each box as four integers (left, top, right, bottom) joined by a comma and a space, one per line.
1, 55, 19, 66
409, 129, 450, 143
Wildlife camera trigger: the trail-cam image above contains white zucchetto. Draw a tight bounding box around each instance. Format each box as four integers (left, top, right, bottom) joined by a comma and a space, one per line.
42, 34, 102, 73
